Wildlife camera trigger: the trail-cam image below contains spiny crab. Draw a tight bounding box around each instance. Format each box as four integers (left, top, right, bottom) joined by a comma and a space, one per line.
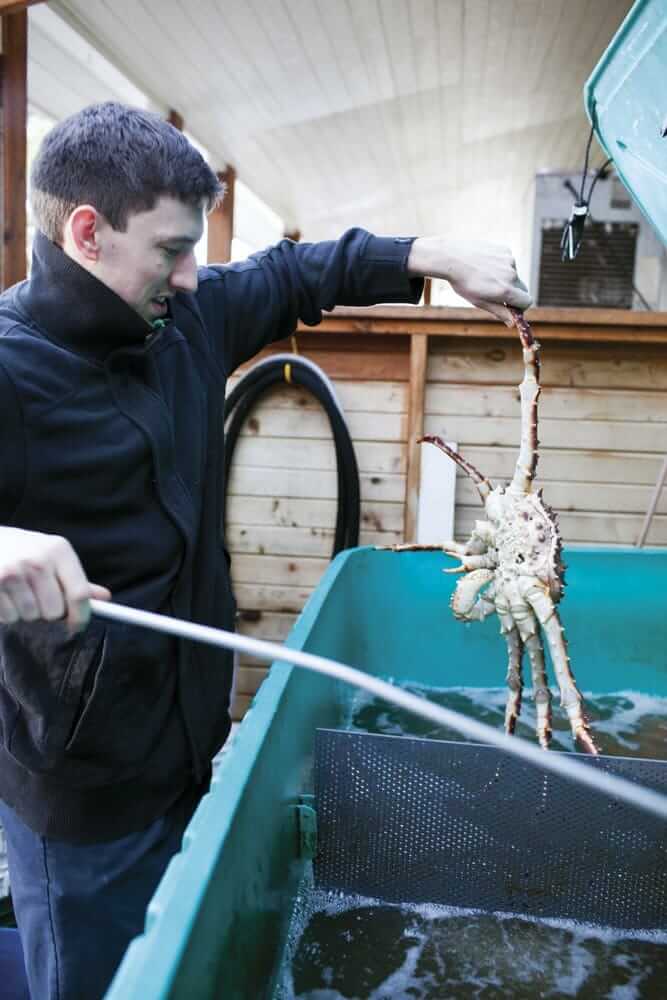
393, 309, 598, 754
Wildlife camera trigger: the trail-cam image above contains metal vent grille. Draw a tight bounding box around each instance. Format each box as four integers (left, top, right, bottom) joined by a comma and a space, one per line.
538, 219, 638, 308
314, 730, 667, 929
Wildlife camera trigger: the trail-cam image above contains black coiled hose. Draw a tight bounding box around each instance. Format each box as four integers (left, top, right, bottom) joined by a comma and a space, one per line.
223, 355, 360, 558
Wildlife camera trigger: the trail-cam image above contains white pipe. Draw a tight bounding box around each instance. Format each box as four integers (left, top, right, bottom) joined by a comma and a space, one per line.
90, 599, 667, 822
637, 453, 667, 547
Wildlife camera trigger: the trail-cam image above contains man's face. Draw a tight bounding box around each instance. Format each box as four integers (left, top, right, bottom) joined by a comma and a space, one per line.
94, 195, 204, 324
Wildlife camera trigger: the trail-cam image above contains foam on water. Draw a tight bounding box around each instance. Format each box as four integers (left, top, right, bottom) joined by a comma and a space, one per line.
344, 685, 667, 757
274, 689, 667, 998
273, 687, 667, 997
276, 881, 667, 1000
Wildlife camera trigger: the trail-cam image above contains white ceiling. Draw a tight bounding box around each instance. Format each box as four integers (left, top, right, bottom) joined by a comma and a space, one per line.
29, 0, 633, 290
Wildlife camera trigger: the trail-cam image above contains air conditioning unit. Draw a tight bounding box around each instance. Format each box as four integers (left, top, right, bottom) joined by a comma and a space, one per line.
530, 170, 667, 310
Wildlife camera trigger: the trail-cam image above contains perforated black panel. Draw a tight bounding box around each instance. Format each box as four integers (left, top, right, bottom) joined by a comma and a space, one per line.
314, 730, 667, 929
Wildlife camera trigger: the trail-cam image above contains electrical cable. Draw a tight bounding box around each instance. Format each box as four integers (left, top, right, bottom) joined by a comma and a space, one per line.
579, 123, 596, 204
562, 177, 652, 309
560, 111, 620, 264
559, 118, 652, 307
584, 157, 612, 207
223, 353, 360, 559
560, 154, 612, 262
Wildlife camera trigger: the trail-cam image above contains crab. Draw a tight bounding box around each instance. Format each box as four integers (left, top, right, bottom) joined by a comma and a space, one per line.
392, 309, 598, 754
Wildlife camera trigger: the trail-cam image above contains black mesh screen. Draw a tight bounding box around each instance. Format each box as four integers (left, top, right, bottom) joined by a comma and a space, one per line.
314, 730, 667, 929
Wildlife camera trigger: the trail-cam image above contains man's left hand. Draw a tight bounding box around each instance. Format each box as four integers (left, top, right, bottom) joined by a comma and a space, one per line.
407, 237, 532, 324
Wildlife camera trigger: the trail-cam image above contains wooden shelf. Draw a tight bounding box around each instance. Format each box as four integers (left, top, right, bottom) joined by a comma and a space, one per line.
297, 306, 667, 344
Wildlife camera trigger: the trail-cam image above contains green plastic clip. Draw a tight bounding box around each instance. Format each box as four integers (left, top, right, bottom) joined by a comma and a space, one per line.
295, 794, 317, 860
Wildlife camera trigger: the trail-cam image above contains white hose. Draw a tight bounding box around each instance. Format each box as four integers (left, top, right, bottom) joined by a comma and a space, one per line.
90, 599, 667, 822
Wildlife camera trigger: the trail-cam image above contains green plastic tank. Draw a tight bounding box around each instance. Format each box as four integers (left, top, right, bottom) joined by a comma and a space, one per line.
105, 547, 667, 999
584, 0, 667, 244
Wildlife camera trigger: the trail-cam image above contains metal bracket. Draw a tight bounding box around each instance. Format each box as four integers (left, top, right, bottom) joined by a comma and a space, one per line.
295, 794, 317, 860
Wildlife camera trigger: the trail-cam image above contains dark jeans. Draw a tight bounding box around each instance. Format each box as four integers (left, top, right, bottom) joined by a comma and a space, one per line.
0, 927, 29, 999
0, 788, 201, 1000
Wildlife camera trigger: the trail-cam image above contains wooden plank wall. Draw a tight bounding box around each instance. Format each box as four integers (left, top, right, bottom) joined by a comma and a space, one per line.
426, 337, 667, 546
226, 333, 409, 718
225, 309, 667, 720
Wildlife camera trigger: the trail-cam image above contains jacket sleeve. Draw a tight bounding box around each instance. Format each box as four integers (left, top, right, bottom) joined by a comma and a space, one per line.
0, 360, 26, 523
194, 228, 424, 374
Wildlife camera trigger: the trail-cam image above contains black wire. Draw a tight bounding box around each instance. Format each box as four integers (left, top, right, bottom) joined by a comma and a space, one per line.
579, 123, 596, 204
562, 174, 652, 309
584, 157, 612, 206
223, 359, 360, 559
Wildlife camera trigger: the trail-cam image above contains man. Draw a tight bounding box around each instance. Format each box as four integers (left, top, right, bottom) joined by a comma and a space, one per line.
0, 102, 532, 999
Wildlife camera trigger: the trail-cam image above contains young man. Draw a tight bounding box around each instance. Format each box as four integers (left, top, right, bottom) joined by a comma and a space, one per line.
0, 102, 531, 999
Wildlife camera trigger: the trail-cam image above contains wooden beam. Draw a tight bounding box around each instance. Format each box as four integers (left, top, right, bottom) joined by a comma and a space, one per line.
0, 1, 43, 13
423, 277, 432, 306
404, 333, 428, 541
0, 8, 27, 289
295, 305, 667, 344
167, 109, 183, 131
207, 166, 235, 264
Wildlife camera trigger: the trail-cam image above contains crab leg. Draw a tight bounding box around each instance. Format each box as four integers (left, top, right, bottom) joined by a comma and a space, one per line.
420, 435, 493, 502
519, 579, 598, 754
524, 632, 553, 749
450, 570, 496, 622
501, 623, 524, 736
444, 552, 497, 573
508, 309, 540, 494
540, 613, 598, 755
498, 590, 553, 748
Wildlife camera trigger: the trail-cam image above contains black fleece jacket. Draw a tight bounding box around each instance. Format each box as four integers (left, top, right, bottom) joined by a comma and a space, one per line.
0, 228, 422, 842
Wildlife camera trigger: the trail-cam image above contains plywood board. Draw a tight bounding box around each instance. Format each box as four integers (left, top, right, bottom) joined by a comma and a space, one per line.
227, 467, 406, 503
228, 524, 401, 558
427, 384, 667, 423
232, 583, 314, 614
456, 446, 663, 486
230, 436, 406, 475
227, 495, 404, 533
424, 414, 664, 453
427, 340, 667, 390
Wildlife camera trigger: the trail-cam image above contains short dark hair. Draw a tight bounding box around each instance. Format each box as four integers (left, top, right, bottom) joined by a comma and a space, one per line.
31, 102, 224, 241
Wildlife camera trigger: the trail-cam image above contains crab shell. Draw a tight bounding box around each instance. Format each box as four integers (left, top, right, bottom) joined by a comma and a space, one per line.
485, 486, 565, 603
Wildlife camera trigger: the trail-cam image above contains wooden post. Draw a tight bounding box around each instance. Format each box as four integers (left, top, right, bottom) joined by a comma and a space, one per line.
403, 333, 428, 541
0, 6, 27, 289
0, 1, 43, 12
167, 109, 183, 131
284, 228, 301, 242
207, 166, 235, 264
423, 277, 432, 305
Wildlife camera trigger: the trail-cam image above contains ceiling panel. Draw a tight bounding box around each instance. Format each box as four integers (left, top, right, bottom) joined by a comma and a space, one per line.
38, 0, 634, 283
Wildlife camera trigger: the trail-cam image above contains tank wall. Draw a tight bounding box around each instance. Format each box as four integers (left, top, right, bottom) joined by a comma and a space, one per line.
106, 545, 667, 998
313, 547, 667, 696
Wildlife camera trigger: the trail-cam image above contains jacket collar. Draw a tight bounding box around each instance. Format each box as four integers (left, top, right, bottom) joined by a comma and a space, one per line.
18, 231, 155, 362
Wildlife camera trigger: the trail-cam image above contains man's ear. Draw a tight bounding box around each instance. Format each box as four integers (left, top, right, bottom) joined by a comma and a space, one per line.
63, 205, 103, 263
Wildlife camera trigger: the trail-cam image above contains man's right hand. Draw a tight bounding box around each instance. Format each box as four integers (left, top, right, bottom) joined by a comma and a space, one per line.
0, 527, 111, 630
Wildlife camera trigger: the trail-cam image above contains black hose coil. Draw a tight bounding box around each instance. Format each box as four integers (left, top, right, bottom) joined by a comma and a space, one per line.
223, 355, 360, 558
